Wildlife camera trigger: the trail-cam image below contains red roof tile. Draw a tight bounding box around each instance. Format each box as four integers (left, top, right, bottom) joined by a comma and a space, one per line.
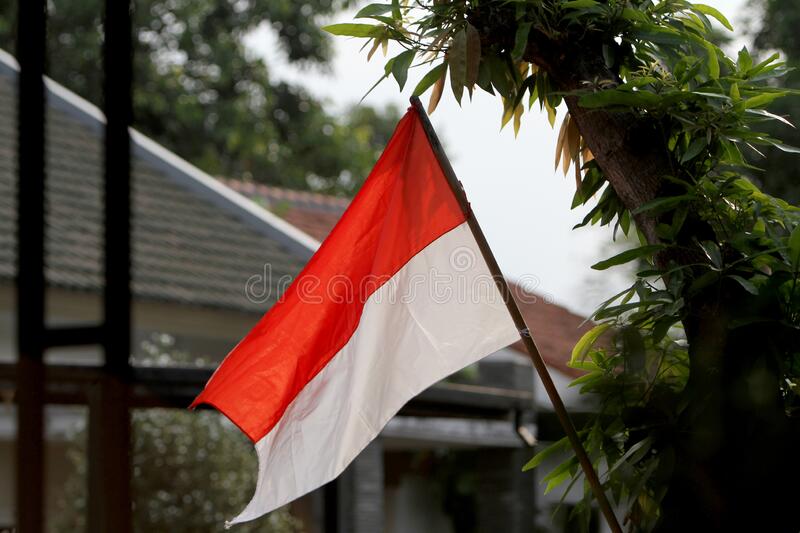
223, 179, 349, 241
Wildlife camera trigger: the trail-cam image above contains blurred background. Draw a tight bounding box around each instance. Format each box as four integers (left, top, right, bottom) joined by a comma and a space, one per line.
0, 0, 797, 531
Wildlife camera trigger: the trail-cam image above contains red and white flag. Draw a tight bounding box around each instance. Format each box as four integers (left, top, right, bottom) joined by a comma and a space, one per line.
191, 107, 519, 526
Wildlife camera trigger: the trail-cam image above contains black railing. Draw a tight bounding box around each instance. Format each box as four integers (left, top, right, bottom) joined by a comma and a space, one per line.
15, 1, 134, 532
15, 1, 47, 532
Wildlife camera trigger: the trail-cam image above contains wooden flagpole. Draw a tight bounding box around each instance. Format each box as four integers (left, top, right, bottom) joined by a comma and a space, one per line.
410, 96, 623, 533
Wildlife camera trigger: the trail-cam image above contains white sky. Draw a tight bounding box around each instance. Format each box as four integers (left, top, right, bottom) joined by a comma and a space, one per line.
246, 0, 750, 316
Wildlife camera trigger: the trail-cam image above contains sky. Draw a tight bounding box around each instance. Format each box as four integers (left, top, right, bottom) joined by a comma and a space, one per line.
247, 0, 750, 316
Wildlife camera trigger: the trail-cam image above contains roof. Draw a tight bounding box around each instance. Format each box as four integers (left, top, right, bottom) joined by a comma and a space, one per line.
0, 49, 319, 315
222, 179, 349, 241
226, 178, 591, 376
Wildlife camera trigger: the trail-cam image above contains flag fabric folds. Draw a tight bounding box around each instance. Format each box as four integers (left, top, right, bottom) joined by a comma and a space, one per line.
191, 107, 519, 526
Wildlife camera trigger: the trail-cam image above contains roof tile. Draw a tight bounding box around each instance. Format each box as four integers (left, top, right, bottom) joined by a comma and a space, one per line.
0, 74, 306, 315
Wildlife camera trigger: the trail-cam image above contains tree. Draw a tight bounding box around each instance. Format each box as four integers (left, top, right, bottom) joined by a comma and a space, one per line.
51, 410, 302, 533
750, 0, 800, 202
0, 0, 400, 195
50, 334, 302, 533
329, 2, 800, 531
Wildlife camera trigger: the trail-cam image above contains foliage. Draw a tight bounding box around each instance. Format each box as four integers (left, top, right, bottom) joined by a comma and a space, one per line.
0, 0, 400, 195
49, 334, 302, 533
329, 1, 800, 530
51, 410, 301, 533
749, 0, 800, 202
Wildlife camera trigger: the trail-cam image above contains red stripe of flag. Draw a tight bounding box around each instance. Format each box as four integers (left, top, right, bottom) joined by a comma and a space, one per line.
190, 108, 466, 442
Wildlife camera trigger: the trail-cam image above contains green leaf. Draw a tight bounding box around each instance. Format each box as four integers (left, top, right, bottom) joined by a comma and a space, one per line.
544, 467, 574, 495
766, 140, 800, 154
448, 29, 467, 104
542, 457, 579, 494
391, 0, 401, 19
747, 52, 781, 77
692, 4, 734, 31
728, 275, 759, 295
561, 0, 600, 9
562, 0, 600, 8
602, 44, 615, 68
746, 108, 795, 128
699, 240, 723, 269
737, 47, 753, 71
591, 245, 663, 271
744, 92, 787, 109
633, 25, 686, 46
359, 59, 394, 102
569, 370, 604, 389
705, 42, 720, 79
606, 437, 654, 478
412, 63, 447, 96
522, 436, 570, 471
789, 225, 800, 269
633, 195, 692, 215
621, 7, 650, 23
730, 82, 740, 101
476, 59, 493, 94
391, 50, 415, 91
322, 23, 383, 38
652, 316, 679, 344
486, 54, 512, 98
620, 209, 631, 236
681, 138, 708, 163
512, 22, 532, 61
355, 4, 394, 18
361, 78, 385, 105
579, 89, 661, 109
594, 300, 662, 320
363, 15, 394, 25
571, 323, 613, 366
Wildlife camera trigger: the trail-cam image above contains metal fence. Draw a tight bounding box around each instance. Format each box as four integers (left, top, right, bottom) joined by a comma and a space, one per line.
15, 2, 132, 531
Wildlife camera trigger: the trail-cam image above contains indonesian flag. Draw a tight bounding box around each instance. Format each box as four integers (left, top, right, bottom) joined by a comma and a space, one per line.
191, 107, 519, 526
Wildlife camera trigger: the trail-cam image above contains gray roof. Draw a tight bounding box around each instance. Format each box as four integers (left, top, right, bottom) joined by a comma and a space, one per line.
0, 49, 318, 314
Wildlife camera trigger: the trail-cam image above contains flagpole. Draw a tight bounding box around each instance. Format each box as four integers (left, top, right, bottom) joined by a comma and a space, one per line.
409, 96, 623, 533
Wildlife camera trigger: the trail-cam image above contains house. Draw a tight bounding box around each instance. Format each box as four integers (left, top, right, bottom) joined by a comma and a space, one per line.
0, 48, 602, 532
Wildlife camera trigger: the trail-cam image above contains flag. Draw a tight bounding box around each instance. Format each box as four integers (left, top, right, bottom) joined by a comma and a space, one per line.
191, 107, 519, 526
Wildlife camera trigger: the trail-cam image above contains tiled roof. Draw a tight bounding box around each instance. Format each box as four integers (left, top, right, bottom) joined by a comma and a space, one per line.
222, 179, 349, 242
0, 54, 310, 315
227, 178, 591, 376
